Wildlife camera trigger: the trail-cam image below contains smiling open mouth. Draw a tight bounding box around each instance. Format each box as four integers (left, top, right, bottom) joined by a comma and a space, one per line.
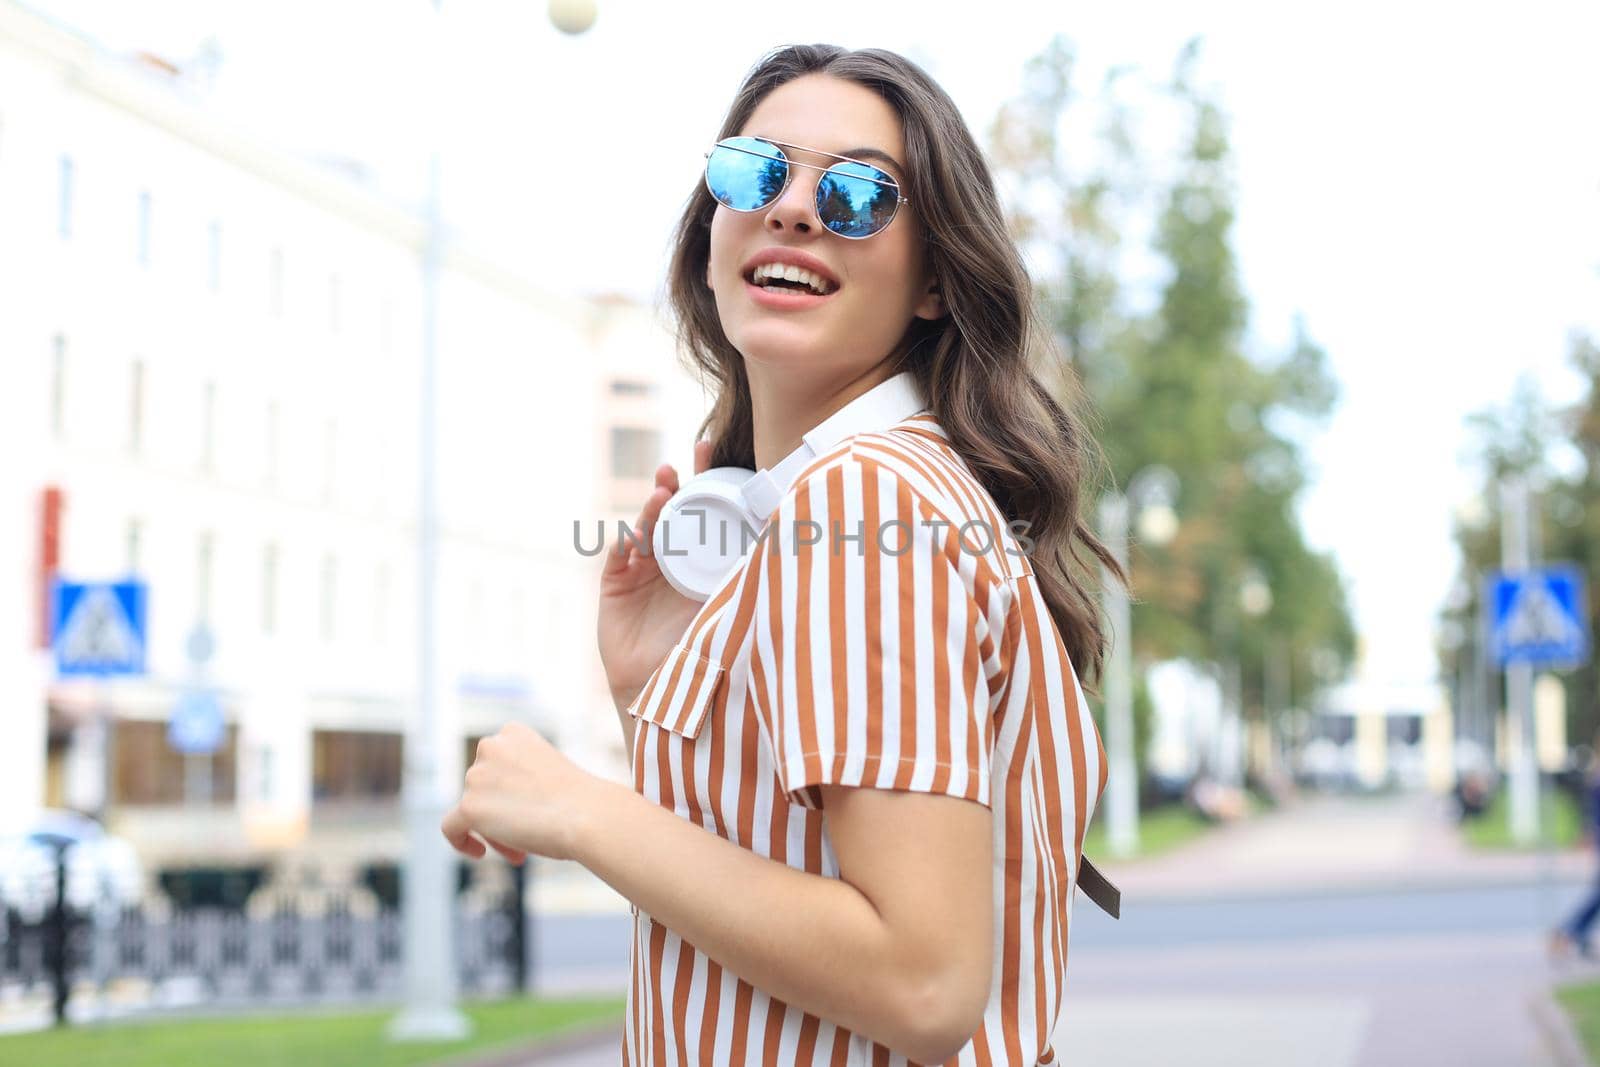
744, 262, 839, 296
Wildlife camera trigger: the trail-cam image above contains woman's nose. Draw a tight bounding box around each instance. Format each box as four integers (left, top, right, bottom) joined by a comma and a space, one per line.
762, 168, 821, 234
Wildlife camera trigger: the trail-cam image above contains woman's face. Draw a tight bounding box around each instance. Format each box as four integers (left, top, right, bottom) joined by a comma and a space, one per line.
705, 73, 943, 383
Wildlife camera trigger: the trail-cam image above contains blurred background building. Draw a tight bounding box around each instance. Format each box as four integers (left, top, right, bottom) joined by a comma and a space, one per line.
0, 1, 705, 871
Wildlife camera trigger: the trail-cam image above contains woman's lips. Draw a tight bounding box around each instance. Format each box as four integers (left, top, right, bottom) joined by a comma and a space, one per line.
744, 277, 839, 310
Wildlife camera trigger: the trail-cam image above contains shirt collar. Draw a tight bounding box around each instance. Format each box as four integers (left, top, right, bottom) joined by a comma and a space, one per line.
742, 371, 930, 520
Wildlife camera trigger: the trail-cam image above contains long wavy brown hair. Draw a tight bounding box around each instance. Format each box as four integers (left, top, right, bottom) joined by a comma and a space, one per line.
663, 44, 1124, 684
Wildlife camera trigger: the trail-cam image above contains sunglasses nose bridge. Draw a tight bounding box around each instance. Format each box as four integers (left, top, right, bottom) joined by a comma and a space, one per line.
760, 159, 828, 230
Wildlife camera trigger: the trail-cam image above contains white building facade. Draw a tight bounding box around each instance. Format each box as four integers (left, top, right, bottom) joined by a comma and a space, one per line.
0, 2, 706, 868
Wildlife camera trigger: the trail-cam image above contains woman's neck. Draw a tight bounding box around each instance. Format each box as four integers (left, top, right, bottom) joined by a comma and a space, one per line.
747, 361, 899, 471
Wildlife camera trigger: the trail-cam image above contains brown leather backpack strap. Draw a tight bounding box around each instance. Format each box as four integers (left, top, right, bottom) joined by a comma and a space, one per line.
1077, 855, 1120, 919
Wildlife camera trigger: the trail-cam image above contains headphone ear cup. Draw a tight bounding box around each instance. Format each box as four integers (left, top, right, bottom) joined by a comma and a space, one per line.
652, 467, 761, 601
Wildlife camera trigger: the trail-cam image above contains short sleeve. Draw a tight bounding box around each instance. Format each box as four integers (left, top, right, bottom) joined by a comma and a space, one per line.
748, 450, 1004, 810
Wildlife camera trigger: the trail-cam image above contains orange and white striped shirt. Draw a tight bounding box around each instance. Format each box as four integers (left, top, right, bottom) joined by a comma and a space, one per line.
623, 374, 1108, 1066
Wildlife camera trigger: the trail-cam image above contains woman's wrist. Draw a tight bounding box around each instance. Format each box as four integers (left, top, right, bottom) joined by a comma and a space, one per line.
610, 684, 642, 715
567, 773, 631, 867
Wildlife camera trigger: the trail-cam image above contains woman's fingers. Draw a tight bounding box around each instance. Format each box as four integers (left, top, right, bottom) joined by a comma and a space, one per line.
604, 447, 702, 580
485, 837, 527, 865
600, 524, 634, 576
604, 467, 676, 577
631, 479, 676, 563
657, 460, 680, 497
442, 807, 523, 864
440, 808, 486, 858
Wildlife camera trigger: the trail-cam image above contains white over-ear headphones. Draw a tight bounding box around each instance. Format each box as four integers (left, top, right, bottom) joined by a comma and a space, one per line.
652, 372, 929, 601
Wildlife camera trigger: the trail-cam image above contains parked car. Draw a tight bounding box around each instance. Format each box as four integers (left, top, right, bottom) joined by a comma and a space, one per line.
0, 809, 145, 926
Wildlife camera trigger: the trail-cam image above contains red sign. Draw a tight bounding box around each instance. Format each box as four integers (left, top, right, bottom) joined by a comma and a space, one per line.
38, 486, 62, 649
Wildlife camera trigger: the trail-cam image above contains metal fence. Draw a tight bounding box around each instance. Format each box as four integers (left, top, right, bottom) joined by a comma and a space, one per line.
1, 847, 530, 1026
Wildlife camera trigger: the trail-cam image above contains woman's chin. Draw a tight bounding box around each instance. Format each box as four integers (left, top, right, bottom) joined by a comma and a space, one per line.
730, 331, 834, 370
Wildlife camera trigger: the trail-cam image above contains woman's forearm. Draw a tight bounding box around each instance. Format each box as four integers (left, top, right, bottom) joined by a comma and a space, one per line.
570, 776, 935, 1060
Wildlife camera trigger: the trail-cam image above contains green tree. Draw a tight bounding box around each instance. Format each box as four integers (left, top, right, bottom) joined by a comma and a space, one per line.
988, 36, 1357, 759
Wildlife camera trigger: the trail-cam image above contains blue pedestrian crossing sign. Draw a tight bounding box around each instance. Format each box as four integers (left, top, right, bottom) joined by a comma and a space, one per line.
168, 689, 226, 755
1487, 565, 1589, 668
51, 579, 147, 678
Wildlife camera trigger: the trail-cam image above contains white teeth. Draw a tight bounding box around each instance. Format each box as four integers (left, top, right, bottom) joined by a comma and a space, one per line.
750, 262, 833, 294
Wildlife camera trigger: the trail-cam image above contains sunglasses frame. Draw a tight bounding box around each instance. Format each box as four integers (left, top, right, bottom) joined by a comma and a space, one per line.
703, 137, 910, 240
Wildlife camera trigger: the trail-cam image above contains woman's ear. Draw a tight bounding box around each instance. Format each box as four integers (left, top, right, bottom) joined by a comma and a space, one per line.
913, 276, 947, 321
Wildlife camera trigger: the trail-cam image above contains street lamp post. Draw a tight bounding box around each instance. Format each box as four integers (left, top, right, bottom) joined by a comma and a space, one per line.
389, 1, 596, 1042
1098, 467, 1178, 859
1237, 563, 1273, 783
389, 51, 470, 1041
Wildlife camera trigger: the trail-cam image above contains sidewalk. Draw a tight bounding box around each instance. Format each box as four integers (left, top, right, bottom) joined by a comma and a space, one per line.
1095, 788, 1590, 901
1058, 930, 1592, 1067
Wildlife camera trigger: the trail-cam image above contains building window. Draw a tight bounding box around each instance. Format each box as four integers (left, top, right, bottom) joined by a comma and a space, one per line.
610, 427, 660, 479
125, 518, 143, 574
261, 542, 278, 635
207, 220, 222, 293
312, 730, 402, 802
57, 155, 73, 239
609, 379, 656, 397
464, 736, 481, 776
196, 530, 215, 625
319, 552, 337, 642
136, 190, 152, 266
269, 246, 284, 317
50, 334, 66, 439
112, 720, 237, 806
128, 359, 145, 454
200, 380, 217, 473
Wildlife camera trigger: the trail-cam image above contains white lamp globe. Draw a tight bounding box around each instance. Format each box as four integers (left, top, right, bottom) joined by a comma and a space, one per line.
548, 0, 597, 34
1136, 504, 1179, 547
1239, 569, 1273, 618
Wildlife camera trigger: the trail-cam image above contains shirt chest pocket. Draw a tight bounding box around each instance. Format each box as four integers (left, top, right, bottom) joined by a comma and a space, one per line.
625, 643, 726, 741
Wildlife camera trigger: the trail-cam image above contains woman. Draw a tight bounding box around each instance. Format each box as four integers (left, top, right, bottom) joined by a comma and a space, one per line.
442, 44, 1120, 1065
1551, 733, 1600, 960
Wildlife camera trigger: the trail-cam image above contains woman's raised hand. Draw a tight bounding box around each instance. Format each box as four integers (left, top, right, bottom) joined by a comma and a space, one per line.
596, 438, 713, 714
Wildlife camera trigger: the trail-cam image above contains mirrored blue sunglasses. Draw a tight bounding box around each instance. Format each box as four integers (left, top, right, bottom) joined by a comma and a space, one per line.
703, 136, 909, 240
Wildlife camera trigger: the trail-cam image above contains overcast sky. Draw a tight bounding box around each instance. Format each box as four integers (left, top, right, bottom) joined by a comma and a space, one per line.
26, 0, 1600, 694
